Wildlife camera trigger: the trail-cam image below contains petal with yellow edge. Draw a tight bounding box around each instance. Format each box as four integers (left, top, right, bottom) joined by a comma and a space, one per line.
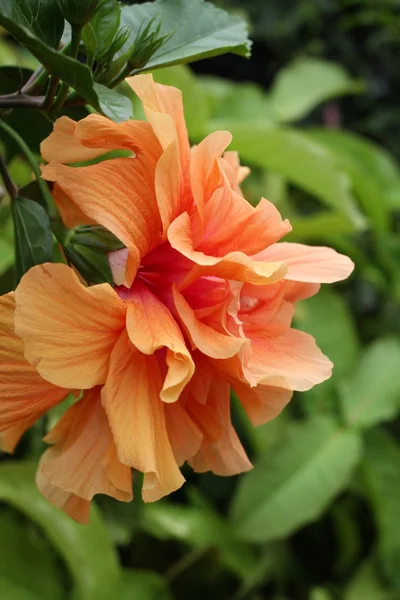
14, 264, 126, 389
102, 330, 184, 502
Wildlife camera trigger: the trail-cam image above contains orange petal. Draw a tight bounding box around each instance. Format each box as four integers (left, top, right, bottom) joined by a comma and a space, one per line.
155, 139, 183, 235
165, 400, 203, 466
38, 387, 132, 523
246, 324, 333, 391
0, 292, 68, 432
186, 364, 252, 476
52, 184, 96, 229
256, 242, 354, 283
125, 282, 194, 403
36, 472, 91, 523
190, 131, 232, 220
173, 286, 247, 359
42, 157, 161, 286
221, 150, 250, 191
128, 74, 190, 170
41, 114, 161, 165
168, 211, 287, 287
102, 330, 184, 502
14, 264, 126, 389
232, 380, 293, 426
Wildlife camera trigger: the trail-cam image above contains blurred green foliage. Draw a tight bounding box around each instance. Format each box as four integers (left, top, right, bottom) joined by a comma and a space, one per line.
1, 2, 400, 599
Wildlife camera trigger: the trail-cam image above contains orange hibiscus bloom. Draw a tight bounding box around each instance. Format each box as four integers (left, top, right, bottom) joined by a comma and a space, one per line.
0, 75, 353, 522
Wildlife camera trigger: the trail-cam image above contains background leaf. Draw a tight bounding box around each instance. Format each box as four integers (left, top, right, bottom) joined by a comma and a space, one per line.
118, 570, 172, 600
231, 418, 362, 542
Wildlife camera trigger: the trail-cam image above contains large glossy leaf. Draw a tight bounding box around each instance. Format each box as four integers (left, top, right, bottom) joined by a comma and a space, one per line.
339, 338, 400, 429
0, 508, 64, 600
270, 58, 362, 123
0, 462, 121, 600
205, 122, 365, 227
0, 0, 64, 48
231, 418, 362, 542
363, 431, 400, 588
307, 129, 400, 231
295, 288, 360, 378
12, 197, 54, 284
120, 0, 251, 71
118, 570, 172, 600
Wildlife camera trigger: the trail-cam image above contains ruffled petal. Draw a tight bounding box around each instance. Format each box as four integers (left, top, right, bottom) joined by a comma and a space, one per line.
246, 324, 333, 391
102, 330, 184, 502
41, 114, 161, 165
232, 380, 293, 427
165, 400, 203, 466
37, 387, 132, 524
124, 282, 194, 403
186, 362, 252, 476
173, 286, 247, 359
168, 211, 287, 286
256, 242, 354, 283
15, 264, 126, 389
0, 292, 68, 432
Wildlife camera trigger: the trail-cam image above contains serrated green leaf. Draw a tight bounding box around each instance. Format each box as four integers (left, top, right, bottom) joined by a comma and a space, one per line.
120, 0, 251, 72
231, 418, 362, 542
363, 431, 400, 589
0, 462, 121, 600
0, 0, 64, 49
12, 197, 53, 283
93, 82, 133, 122
270, 58, 363, 123
118, 570, 172, 600
339, 338, 400, 429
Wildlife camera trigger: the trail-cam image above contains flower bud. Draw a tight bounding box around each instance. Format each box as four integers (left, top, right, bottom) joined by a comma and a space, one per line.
57, 0, 102, 27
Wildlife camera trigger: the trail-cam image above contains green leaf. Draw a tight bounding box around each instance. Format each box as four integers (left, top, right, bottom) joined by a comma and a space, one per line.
0, 462, 121, 600
0, 0, 64, 48
89, 0, 121, 58
118, 570, 172, 600
0, 11, 132, 122
231, 418, 362, 542
295, 288, 360, 378
12, 197, 54, 284
120, 0, 251, 72
363, 431, 400, 589
270, 58, 363, 123
93, 82, 133, 123
0, 576, 40, 600
345, 558, 397, 600
0, 508, 64, 600
307, 129, 400, 231
339, 338, 400, 429
208, 122, 365, 228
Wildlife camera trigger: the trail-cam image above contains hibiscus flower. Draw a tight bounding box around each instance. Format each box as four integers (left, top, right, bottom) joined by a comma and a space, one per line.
0, 74, 353, 522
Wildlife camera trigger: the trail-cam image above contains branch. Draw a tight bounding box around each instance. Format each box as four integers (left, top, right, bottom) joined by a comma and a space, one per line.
0, 152, 18, 202
0, 93, 45, 110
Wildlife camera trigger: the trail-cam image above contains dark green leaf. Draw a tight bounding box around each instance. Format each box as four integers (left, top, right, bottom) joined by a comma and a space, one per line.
0, 462, 121, 600
231, 418, 362, 542
0, 66, 32, 94
89, 0, 121, 58
120, 0, 251, 72
64, 242, 114, 285
0, 508, 64, 600
118, 570, 172, 600
339, 338, 400, 429
0, 0, 64, 48
12, 197, 53, 283
363, 431, 400, 588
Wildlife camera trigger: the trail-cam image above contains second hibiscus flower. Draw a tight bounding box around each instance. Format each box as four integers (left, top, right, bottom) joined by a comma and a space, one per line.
0, 74, 353, 522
